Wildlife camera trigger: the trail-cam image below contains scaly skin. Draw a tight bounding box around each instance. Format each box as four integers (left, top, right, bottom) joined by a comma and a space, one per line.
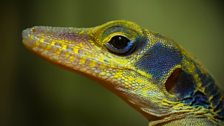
22, 20, 224, 126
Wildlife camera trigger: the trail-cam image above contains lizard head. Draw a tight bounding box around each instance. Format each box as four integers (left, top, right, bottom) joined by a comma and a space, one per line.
22, 20, 223, 123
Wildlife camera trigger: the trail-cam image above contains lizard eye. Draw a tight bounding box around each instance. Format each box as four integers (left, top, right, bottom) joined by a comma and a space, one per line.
105, 35, 136, 55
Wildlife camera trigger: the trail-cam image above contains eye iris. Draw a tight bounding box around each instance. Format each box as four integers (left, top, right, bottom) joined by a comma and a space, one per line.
109, 36, 130, 49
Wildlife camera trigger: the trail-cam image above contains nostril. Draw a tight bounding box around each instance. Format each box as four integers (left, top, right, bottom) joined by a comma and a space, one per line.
31, 27, 37, 33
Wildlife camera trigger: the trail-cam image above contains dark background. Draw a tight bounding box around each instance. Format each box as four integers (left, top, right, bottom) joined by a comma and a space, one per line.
1, 0, 224, 126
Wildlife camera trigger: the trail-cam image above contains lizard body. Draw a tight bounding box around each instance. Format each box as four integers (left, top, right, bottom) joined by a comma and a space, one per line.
22, 20, 224, 126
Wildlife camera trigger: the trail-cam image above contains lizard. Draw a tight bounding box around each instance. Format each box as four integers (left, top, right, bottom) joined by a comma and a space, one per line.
22, 20, 224, 126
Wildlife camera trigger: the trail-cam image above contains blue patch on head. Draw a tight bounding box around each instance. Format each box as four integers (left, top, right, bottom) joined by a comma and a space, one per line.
136, 42, 182, 81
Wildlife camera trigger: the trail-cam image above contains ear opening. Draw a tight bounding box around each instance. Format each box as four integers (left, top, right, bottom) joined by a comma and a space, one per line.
165, 68, 182, 95
164, 68, 196, 99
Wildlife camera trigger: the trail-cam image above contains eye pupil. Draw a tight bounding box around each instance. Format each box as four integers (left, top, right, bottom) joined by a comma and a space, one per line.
105, 35, 136, 55
109, 35, 130, 49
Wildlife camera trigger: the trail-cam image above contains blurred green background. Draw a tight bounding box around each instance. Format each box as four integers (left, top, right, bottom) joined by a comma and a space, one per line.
0, 0, 224, 126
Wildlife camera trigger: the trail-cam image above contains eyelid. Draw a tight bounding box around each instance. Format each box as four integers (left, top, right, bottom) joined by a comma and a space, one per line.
103, 32, 129, 44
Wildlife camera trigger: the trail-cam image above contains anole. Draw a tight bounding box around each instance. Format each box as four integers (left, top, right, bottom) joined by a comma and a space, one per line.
22, 20, 224, 126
